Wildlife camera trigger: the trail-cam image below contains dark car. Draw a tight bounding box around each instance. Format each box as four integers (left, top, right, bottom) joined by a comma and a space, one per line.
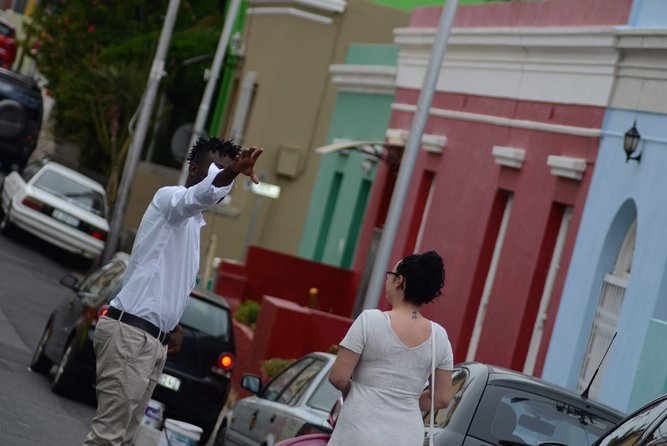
544, 393, 667, 446
0, 67, 42, 171
30, 254, 236, 443
428, 363, 625, 446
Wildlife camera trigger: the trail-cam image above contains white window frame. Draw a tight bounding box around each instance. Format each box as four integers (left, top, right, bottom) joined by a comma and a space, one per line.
576, 219, 636, 397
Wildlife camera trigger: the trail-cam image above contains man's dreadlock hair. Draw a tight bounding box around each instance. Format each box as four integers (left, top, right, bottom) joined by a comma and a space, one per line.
187, 137, 242, 165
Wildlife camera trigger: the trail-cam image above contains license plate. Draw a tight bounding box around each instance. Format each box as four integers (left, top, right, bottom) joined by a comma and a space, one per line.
158, 373, 181, 391
52, 209, 79, 227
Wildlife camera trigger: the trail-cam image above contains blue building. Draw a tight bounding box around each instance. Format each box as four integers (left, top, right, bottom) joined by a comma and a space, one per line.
543, 0, 667, 412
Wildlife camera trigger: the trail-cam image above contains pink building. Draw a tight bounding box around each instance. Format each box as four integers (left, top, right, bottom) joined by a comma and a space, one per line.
353, 0, 633, 375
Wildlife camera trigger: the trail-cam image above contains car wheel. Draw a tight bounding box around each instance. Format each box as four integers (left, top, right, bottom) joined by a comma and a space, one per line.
30, 321, 55, 375
0, 205, 12, 235
213, 422, 227, 446
51, 338, 78, 396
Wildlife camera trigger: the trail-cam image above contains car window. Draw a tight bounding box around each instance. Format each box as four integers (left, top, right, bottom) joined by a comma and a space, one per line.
308, 371, 341, 412
79, 260, 125, 296
469, 385, 619, 446
0, 23, 13, 37
597, 398, 667, 446
179, 297, 231, 340
645, 414, 667, 446
32, 170, 106, 217
425, 368, 469, 429
78, 261, 125, 308
278, 359, 326, 406
262, 358, 313, 402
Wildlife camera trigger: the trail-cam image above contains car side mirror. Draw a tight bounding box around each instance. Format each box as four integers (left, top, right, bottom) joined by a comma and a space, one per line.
59, 274, 79, 290
241, 374, 262, 394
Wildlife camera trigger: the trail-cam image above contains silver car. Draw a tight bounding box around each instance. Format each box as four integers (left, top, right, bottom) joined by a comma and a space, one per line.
217, 352, 341, 446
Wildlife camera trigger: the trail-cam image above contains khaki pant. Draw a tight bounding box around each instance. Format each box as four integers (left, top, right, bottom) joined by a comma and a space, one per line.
83, 316, 167, 446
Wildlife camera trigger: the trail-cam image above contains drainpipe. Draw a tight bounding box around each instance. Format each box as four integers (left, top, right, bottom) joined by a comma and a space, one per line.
177, 0, 242, 186
209, 0, 249, 137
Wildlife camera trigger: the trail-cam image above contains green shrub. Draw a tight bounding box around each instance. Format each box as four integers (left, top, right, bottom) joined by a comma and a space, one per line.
261, 358, 295, 378
235, 299, 260, 329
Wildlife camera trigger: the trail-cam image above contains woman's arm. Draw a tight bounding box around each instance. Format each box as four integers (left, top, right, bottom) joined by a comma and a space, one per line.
419, 369, 453, 411
328, 347, 361, 398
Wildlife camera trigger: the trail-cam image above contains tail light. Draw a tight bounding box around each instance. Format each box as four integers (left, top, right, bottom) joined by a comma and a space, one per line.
90, 305, 109, 327
21, 196, 44, 212
218, 353, 234, 370
89, 229, 107, 241
211, 352, 234, 377
79, 221, 107, 241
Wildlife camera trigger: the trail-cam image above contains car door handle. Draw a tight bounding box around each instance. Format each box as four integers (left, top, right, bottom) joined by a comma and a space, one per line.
269, 414, 276, 423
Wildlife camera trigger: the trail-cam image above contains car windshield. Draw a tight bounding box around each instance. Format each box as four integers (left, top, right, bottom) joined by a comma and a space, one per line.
307, 373, 341, 412
33, 170, 106, 217
469, 385, 619, 446
180, 296, 231, 340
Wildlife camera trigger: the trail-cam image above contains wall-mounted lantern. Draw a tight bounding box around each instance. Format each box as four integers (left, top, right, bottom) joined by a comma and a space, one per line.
623, 121, 641, 163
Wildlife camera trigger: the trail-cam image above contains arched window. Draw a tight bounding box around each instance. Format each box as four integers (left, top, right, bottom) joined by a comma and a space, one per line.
576, 220, 636, 398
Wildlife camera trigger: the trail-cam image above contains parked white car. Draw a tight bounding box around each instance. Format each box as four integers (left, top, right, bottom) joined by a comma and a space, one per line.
0, 159, 109, 259
217, 352, 341, 446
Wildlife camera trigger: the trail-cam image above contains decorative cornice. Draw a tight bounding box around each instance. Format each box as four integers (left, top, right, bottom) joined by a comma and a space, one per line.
329, 64, 396, 95
385, 128, 447, 154
385, 128, 408, 146
547, 155, 587, 180
422, 134, 447, 154
394, 26, 619, 48
393, 26, 619, 106
392, 103, 601, 138
249, 0, 346, 13
393, 26, 667, 112
610, 29, 667, 113
492, 146, 525, 169
246, 7, 333, 25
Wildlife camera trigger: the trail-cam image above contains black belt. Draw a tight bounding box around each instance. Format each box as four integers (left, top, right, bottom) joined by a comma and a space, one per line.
104, 306, 171, 346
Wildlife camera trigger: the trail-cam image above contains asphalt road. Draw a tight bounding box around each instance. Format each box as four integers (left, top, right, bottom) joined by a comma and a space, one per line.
0, 228, 96, 445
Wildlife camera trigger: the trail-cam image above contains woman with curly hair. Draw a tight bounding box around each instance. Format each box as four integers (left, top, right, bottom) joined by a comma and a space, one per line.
328, 251, 453, 445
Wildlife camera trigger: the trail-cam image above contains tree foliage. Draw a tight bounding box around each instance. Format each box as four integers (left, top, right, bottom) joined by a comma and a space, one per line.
23, 0, 226, 203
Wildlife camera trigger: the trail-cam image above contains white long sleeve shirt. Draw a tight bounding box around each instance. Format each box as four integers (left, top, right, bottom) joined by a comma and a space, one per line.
110, 166, 232, 331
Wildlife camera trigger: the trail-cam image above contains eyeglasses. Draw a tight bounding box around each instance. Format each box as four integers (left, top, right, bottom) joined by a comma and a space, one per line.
386, 271, 400, 279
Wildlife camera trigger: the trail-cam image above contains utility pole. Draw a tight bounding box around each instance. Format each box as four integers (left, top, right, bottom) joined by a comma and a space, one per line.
362, 0, 460, 310
177, 0, 242, 185
102, 0, 181, 263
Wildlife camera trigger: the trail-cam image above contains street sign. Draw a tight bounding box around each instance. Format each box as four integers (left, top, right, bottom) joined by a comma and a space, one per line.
251, 182, 280, 199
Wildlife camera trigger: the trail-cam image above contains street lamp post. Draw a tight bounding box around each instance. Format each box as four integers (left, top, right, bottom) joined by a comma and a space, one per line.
362, 0, 460, 310
102, 0, 181, 263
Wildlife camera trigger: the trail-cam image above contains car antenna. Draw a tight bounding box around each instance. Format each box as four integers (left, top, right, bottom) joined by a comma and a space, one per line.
580, 332, 617, 400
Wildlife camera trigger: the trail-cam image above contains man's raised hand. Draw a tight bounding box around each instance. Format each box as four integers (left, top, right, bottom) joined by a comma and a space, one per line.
231, 146, 263, 184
